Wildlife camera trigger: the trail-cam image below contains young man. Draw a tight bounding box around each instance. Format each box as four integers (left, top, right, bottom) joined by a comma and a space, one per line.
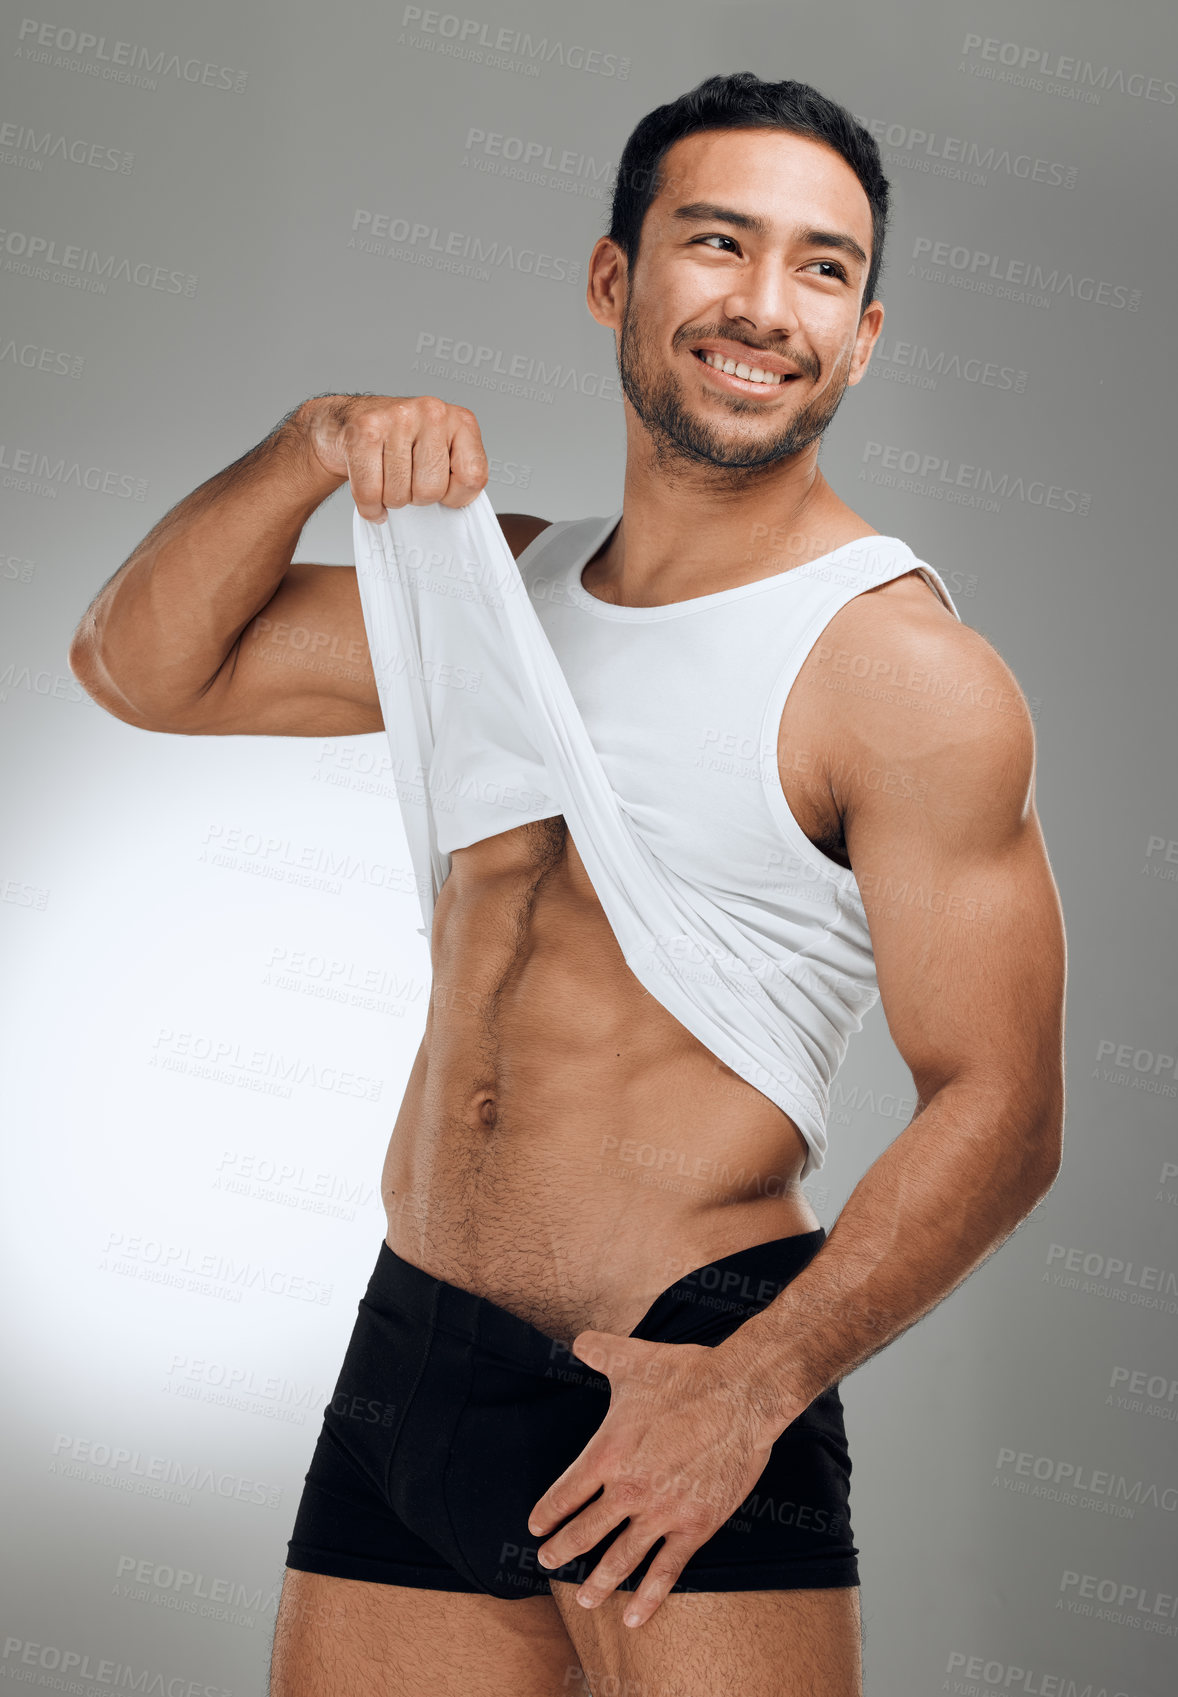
70, 73, 1065, 1697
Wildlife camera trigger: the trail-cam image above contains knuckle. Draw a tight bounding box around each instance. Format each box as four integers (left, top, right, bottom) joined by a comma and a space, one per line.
648, 1558, 683, 1584
678, 1511, 712, 1539
599, 1543, 641, 1581
613, 1478, 647, 1509
371, 398, 413, 434
352, 414, 391, 445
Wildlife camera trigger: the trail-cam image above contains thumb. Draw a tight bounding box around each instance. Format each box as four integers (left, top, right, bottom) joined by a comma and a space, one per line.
570, 1328, 624, 1373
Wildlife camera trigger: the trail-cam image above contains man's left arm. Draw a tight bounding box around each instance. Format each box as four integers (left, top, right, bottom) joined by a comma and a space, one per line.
720, 608, 1067, 1428
528, 607, 1067, 1626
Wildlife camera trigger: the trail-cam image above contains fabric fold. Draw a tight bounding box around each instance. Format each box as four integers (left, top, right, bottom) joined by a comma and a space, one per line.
350, 491, 963, 1177
351, 492, 829, 1156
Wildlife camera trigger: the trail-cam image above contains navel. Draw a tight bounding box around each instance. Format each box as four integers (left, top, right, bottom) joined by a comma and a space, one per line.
467, 1090, 499, 1130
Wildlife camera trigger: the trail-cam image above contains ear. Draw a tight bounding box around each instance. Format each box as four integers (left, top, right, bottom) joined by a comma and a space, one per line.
846, 297, 884, 387
586, 236, 628, 332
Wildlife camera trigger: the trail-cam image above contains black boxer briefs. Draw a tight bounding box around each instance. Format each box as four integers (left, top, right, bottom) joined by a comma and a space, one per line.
285, 1227, 859, 1599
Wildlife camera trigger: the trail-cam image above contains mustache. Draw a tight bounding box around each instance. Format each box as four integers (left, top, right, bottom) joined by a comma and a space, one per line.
676, 328, 821, 383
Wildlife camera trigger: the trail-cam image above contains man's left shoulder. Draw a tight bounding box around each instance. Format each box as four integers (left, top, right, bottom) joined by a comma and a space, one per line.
824, 566, 1037, 784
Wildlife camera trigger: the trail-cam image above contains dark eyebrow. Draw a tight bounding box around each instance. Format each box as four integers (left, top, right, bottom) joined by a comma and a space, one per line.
670, 202, 868, 271
671, 200, 773, 238
798, 227, 869, 270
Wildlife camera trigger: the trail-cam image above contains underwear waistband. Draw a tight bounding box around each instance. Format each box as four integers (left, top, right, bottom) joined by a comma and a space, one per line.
364, 1226, 827, 1373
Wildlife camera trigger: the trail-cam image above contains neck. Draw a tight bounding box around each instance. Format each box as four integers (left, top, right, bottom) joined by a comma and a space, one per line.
592, 424, 876, 604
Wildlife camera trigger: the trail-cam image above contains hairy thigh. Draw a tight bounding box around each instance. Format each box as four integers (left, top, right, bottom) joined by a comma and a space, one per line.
271, 1568, 589, 1697
549, 1580, 862, 1697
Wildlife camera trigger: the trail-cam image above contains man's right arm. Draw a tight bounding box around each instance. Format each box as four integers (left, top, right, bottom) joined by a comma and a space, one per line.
67, 393, 542, 738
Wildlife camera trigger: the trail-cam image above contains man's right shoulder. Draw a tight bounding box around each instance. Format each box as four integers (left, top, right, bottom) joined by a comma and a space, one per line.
497, 512, 553, 561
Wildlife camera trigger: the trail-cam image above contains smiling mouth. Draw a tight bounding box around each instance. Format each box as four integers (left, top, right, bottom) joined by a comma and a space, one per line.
690, 348, 798, 389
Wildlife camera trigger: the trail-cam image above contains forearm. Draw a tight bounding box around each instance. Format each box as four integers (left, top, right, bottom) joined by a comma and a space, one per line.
718, 1078, 1062, 1435
69, 398, 345, 721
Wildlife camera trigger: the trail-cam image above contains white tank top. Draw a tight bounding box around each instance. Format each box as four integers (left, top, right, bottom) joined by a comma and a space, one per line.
352, 493, 962, 1178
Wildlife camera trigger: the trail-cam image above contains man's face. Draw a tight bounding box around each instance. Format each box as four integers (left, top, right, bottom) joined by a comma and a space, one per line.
608, 128, 881, 472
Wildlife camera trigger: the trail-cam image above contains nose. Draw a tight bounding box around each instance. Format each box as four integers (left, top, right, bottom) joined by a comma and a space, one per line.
721, 259, 802, 341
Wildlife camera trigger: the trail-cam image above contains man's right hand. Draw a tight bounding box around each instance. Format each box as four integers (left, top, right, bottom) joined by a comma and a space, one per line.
68, 389, 543, 738
298, 394, 491, 520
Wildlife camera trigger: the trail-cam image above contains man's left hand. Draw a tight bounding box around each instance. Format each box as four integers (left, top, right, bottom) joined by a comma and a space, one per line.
527, 1329, 785, 1628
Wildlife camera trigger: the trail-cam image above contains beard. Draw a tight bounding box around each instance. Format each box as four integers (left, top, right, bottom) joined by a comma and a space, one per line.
618, 296, 853, 474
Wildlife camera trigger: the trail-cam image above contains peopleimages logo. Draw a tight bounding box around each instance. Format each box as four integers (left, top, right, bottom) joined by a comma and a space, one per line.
994, 1445, 1178, 1514
1, 1639, 233, 1696
114, 1553, 279, 1627
1044, 1242, 1178, 1314
861, 440, 1090, 517
866, 337, 1028, 396
1057, 1568, 1178, 1631
854, 112, 1077, 189
1110, 1363, 1178, 1413
0, 119, 134, 173
911, 236, 1140, 311
350, 209, 580, 284
461, 127, 617, 200
412, 329, 621, 404
959, 32, 1176, 106
1093, 1036, 1178, 1097
50, 1429, 283, 1508
0, 226, 196, 296
398, 8, 630, 79
944, 1649, 1141, 1696
14, 19, 248, 92
0, 439, 145, 498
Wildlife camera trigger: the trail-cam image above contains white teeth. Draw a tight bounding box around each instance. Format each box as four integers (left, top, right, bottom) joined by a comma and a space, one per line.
698, 350, 785, 386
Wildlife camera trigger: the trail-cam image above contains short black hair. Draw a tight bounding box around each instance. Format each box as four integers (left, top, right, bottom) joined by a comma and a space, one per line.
608, 72, 890, 314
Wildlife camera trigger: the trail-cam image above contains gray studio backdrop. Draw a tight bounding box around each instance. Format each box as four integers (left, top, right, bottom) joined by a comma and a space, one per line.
2, 0, 1176, 1693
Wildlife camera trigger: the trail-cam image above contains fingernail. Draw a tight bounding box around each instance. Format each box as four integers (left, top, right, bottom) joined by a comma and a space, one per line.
624, 1611, 640, 1628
